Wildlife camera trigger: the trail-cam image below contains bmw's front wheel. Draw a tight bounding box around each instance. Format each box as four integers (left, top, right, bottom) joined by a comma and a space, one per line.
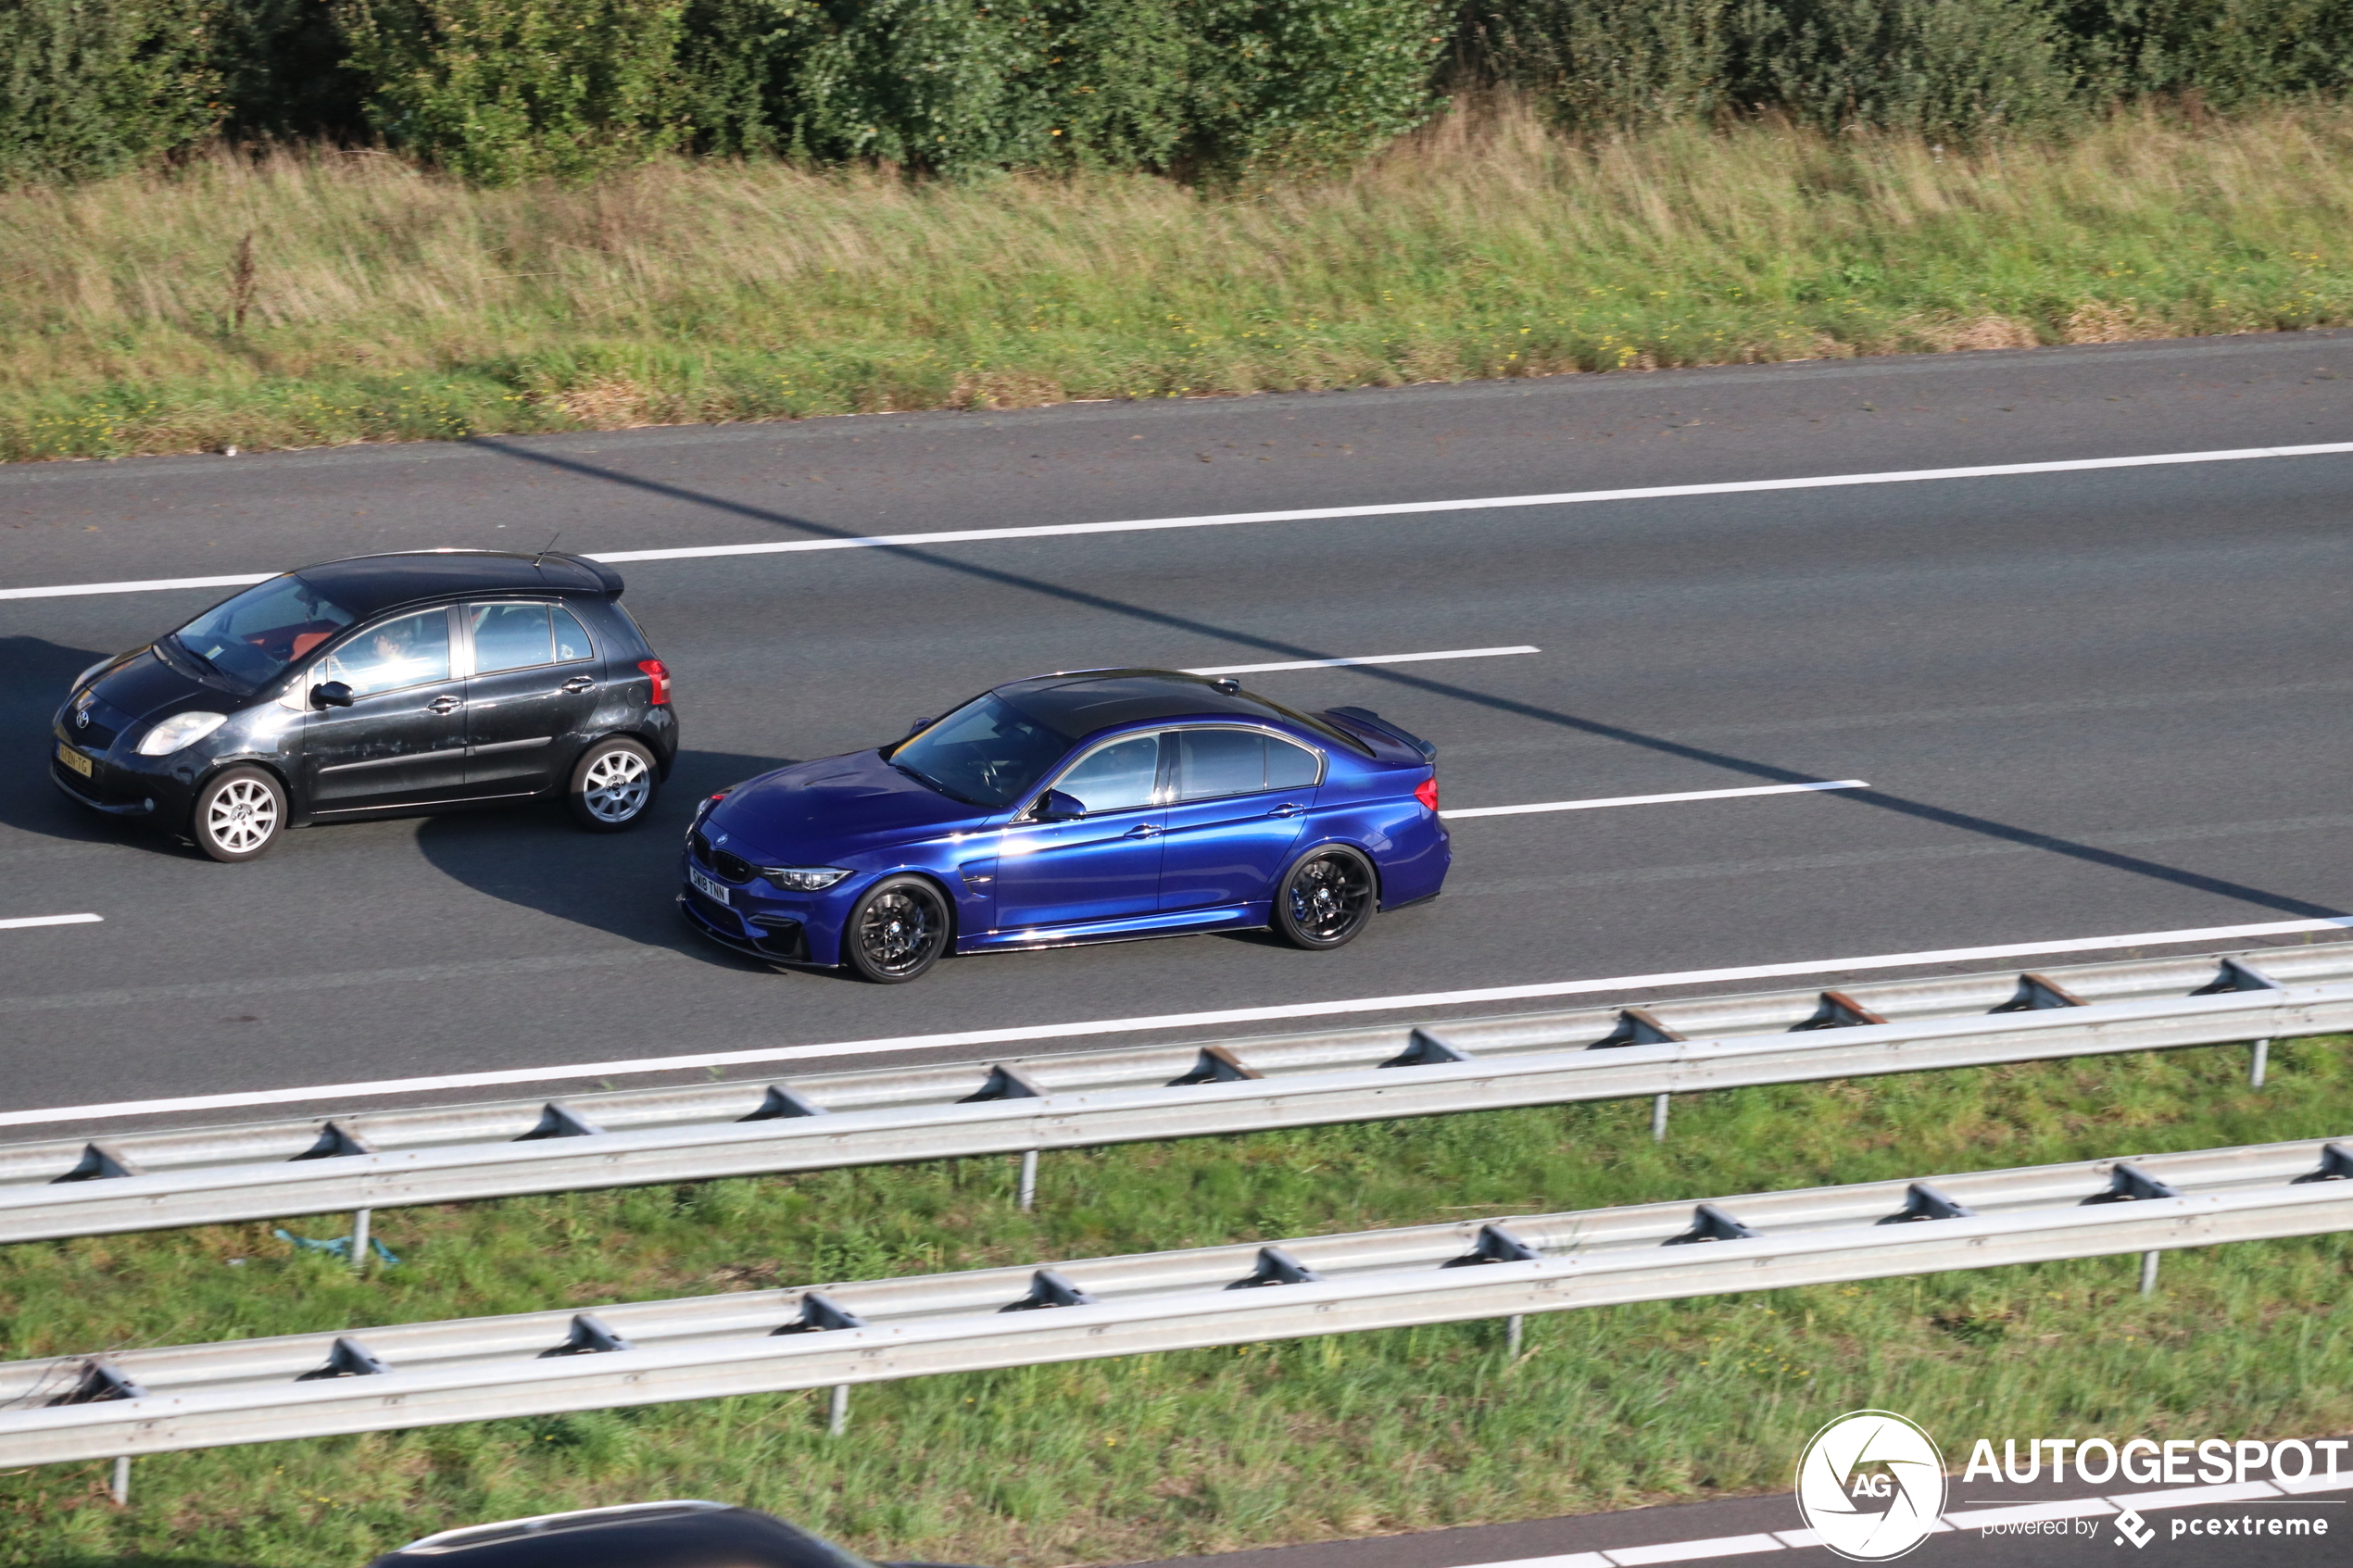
1273, 846, 1377, 950
844, 875, 950, 984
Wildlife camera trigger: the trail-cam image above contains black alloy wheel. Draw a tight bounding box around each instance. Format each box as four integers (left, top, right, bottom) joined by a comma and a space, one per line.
1273, 846, 1377, 950
845, 875, 950, 983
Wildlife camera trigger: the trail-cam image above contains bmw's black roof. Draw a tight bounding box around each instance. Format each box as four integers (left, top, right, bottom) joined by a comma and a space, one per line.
292, 550, 623, 620
367, 1501, 884, 1568
991, 670, 1299, 736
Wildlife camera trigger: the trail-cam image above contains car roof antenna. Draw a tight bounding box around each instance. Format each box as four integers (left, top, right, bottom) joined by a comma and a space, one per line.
532, 531, 562, 569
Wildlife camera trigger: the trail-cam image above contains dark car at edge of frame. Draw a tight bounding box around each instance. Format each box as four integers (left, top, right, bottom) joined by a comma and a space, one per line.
50, 549, 679, 861
679, 667, 1447, 983
364, 1498, 976, 1568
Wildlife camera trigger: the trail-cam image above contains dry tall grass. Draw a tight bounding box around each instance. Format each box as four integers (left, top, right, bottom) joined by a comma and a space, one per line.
6, 101, 2353, 459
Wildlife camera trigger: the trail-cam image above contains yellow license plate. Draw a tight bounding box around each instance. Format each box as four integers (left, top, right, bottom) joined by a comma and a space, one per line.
57, 742, 94, 777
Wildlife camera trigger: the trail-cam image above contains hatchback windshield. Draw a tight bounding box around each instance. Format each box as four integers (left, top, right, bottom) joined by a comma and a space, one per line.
172, 575, 356, 688
889, 693, 1073, 808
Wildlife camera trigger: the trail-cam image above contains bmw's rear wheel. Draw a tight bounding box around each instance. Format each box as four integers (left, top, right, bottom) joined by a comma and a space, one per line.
1273, 846, 1377, 950
845, 875, 950, 984
568, 736, 658, 832
192, 766, 285, 863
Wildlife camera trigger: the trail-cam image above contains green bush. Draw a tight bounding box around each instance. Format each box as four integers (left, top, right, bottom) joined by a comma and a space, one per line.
1737, 0, 2078, 142
2056, 0, 2353, 107
1454, 0, 1737, 130
333, 0, 687, 182
1185, 0, 1451, 174
0, 0, 220, 183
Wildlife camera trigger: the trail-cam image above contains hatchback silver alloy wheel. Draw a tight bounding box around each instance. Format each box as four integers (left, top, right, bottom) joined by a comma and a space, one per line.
206, 777, 278, 853
193, 766, 286, 862
581, 748, 651, 823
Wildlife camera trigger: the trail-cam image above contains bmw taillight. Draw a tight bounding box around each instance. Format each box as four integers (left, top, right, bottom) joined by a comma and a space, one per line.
638, 659, 673, 705
1415, 775, 1439, 812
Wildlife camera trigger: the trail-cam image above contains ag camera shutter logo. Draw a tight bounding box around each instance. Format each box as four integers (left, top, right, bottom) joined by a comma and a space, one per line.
1795, 1411, 1948, 1561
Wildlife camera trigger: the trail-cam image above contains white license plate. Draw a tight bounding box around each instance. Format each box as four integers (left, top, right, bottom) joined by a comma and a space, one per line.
688, 865, 730, 904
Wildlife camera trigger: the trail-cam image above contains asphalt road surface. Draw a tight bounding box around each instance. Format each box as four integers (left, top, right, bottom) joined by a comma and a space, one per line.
6, 331, 2353, 1130
1143, 1473, 2350, 1568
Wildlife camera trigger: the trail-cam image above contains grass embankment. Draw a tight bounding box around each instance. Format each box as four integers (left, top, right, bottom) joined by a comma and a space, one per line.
8, 103, 2353, 463
3, 1038, 2350, 1566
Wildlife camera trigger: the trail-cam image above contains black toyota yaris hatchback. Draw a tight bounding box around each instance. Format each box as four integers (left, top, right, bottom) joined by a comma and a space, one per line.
51, 549, 679, 861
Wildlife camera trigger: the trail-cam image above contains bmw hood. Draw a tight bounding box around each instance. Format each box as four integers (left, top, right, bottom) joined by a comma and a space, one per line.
710, 748, 989, 860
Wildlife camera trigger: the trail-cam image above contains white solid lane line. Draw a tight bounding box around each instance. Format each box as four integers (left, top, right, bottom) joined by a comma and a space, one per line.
0, 914, 103, 931
2, 913, 2347, 1130
1186, 645, 1540, 676
1444, 780, 1867, 819
9, 440, 2353, 600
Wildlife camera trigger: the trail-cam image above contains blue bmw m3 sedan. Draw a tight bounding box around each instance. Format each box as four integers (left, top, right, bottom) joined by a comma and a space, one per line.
679, 668, 1449, 982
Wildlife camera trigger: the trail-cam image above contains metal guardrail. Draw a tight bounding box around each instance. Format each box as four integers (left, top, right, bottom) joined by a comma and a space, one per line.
4, 1134, 2347, 1464
4, 947, 2348, 1245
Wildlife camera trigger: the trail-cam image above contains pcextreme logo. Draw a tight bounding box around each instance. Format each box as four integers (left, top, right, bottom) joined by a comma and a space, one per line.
1795, 1410, 1949, 1562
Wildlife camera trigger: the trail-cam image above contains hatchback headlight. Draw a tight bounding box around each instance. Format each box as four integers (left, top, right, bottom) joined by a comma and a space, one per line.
761, 866, 850, 891
136, 710, 228, 756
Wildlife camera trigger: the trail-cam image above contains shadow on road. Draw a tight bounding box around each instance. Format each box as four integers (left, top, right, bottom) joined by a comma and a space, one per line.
469, 435, 2349, 923
413, 746, 793, 965
0, 635, 133, 848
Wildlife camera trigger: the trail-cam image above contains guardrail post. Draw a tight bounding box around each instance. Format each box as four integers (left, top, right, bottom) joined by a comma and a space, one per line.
2139, 1250, 2160, 1296
350, 1208, 371, 1273
1505, 1314, 1524, 1357
2251, 1039, 2271, 1089
1652, 1094, 1670, 1142
110, 1455, 130, 1505
1018, 1149, 1038, 1212
827, 1384, 849, 1436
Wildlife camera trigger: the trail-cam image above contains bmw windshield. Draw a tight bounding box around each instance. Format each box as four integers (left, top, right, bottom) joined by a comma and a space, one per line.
170, 575, 357, 689
887, 693, 1073, 809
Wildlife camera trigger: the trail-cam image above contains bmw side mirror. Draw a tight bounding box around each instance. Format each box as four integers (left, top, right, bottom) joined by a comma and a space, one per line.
1035, 789, 1086, 822
905, 716, 933, 737
310, 681, 355, 709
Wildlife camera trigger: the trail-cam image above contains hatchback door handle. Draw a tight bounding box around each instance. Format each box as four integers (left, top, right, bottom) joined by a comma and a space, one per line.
561, 676, 596, 693
1123, 823, 1160, 838
1267, 803, 1302, 817
427, 696, 464, 714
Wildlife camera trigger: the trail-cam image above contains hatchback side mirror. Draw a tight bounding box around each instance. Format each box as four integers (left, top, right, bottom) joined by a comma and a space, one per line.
1034, 789, 1086, 822
310, 681, 355, 709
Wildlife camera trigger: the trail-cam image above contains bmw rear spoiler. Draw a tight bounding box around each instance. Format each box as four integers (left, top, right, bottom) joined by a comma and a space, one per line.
1322, 706, 1437, 761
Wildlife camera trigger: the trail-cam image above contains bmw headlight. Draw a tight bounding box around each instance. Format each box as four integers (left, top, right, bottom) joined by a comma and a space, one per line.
761, 866, 850, 891
136, 710, 228, 756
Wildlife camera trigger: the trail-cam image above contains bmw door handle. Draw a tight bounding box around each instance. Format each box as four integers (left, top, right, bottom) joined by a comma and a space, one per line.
1267, 803, 1303, 817
1122, 823, 1161, 838
560, 676, 597, 693
426, 695, 464, 714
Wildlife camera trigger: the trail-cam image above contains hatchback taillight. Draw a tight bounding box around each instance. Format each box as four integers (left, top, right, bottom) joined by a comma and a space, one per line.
638, 659, 672, 705
1415, 775, 1439, 812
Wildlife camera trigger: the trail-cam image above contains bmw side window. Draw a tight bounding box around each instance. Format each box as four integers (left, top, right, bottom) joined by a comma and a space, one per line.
317, 609, 452, 696
552, 606, 595, 662
1268, 736, 1322, 789
1051, 734, 1162, 813
470, 602, 554, 672
1173, 728, 1269, 800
